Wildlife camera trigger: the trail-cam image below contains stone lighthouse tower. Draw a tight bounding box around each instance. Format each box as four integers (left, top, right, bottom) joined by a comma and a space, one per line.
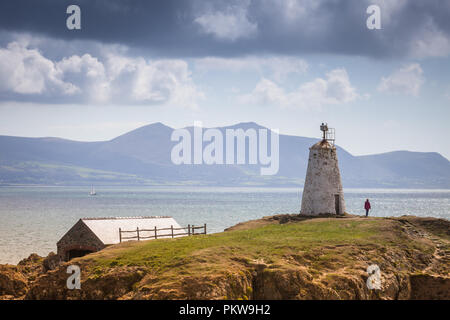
300, 123, 345, 215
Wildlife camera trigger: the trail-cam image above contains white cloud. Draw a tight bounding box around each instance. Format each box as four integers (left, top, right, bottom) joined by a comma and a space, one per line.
240, 68, 359, 109
0, 41, 203, 108
378, 64, 424, 96
0, 42, 78, 95
57, 53, 109, 103
241, 78, 288, 105
195, 56, 308, 81
195, 3, 257, 41
107, 56, 204, 109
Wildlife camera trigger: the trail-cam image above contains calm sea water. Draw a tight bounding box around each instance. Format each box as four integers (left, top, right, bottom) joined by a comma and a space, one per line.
0, 186, 449, 264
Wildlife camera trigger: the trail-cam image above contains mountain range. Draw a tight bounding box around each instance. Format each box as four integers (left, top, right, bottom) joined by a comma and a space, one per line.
0, 122, 449, 188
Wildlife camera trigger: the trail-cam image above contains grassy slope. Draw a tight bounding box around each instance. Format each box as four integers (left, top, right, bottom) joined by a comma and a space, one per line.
89, 219, 392, 267
76, 217, 434, 295
24, 215, 449, 300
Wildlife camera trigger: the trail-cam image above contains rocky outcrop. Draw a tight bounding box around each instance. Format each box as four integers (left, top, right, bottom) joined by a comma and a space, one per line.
410, 274, 450, 300
43, 252, 61, 272
26, 265, 146, 300
0, 253, 44, 299
1, 215, 449, 300
0, 265, 28, 299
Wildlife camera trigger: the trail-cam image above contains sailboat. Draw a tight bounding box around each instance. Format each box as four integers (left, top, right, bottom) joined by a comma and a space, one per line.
89, 186, 97, 196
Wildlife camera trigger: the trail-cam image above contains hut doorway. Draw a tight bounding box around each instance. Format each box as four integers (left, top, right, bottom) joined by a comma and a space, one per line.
66, 248, 95, 261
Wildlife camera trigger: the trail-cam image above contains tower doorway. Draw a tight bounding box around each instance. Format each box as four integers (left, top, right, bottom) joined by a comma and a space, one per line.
334, 194, 341, 215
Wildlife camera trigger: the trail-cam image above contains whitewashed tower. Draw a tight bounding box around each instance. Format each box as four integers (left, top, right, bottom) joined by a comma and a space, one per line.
300, 123, 345, 215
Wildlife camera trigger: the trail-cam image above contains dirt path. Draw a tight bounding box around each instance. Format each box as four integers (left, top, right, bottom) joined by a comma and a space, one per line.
395, 218, 450, 276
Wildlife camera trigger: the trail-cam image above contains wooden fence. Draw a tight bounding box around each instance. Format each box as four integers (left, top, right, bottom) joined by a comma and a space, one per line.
119, 224, 206, 243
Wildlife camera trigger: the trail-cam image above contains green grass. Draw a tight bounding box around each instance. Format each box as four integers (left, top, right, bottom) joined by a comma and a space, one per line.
65, 216, 443, 300
86, 218, 392, 274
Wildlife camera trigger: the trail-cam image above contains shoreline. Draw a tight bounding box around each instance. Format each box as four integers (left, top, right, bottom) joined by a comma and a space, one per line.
2, 184, 450, 191
1, 212, 450, 266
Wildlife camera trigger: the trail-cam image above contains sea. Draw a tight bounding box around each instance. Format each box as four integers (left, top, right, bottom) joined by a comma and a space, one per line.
0, 186, 449, 264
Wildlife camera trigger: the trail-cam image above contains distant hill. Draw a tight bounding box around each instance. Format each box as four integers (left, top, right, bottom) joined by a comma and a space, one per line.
0, 122, 449, 188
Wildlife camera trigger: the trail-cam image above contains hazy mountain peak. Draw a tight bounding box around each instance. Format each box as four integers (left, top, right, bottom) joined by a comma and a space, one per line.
222, 122, 267, 130
110, 122, 173, 142
182, 121, 266, 131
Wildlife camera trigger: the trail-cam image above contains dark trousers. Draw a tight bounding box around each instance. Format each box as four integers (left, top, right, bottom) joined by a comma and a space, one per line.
365, 209, 369, 217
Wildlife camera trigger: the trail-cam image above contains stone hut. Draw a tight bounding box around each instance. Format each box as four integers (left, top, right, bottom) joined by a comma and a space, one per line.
57, 216, 184, 261
300, 123, 345, 215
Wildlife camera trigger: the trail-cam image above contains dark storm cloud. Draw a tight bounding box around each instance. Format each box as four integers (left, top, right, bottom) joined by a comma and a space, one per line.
0, 0, 206, 57
0, 0, 449, 58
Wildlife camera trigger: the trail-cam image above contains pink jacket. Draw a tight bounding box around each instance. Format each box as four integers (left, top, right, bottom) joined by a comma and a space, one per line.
365, 201, 371, 210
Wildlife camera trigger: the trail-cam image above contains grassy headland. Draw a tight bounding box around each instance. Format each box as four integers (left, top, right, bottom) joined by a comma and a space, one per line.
2, 214, 449, 300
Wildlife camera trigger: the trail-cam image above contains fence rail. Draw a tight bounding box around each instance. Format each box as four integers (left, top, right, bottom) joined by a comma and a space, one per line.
119, 224, 206, 243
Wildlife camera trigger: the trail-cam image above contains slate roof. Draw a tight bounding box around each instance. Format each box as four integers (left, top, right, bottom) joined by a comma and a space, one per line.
81, 216, 185, 245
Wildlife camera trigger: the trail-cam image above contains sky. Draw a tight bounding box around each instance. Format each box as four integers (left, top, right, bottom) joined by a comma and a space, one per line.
0, 0, 449, 158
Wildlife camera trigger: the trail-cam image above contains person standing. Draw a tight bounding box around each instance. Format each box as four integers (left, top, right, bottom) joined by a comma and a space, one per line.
364, 199, 371, 217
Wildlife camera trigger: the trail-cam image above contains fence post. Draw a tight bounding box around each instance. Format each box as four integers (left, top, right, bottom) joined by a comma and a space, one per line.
188, 224, 191, 236
192, 225, 195, 236
204, 223, 206, 235
171, 225, 174, 238
137, 227, 140, 241
119, 228, 122, 243
154, 226, 157, 239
